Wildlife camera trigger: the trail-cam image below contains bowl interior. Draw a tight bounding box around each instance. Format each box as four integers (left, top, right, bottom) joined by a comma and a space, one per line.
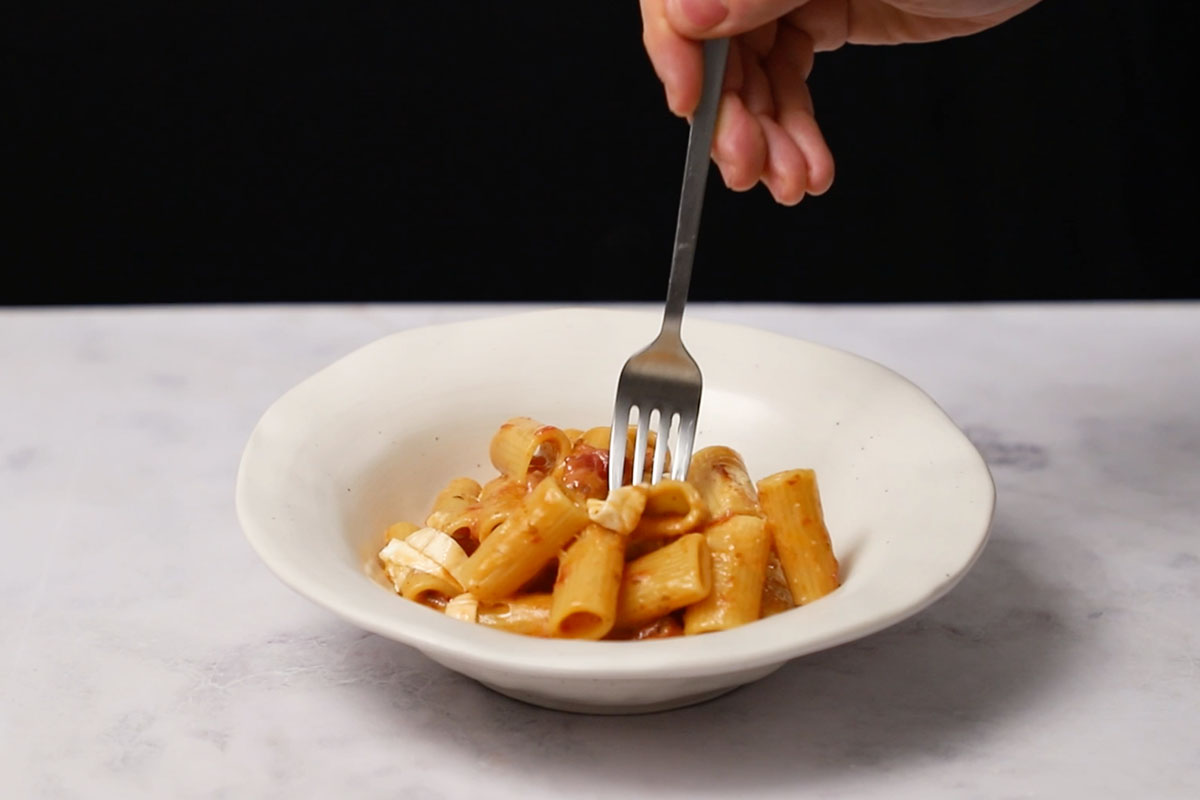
237, 308, 994, 678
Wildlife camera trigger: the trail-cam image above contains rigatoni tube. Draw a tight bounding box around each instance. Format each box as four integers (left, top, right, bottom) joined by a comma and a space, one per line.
550, 524, 626, 639
687, 446, 763, 521
399, 570, 460, 610
469, 477, 526, 542
615, 532, 712, 630
632, 479, 708, 539
488, 417, 572, 481
478, 593, 554, 637
683, 515, 771, 634
455, 476, 589, 602
757, 469, 840, 604
424, 477, 481, 536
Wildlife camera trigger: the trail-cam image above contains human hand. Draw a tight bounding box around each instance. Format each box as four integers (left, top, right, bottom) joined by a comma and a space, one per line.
640, 0, 1042, 204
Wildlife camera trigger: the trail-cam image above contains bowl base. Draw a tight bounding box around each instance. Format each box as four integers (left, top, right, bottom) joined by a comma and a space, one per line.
477, 682, 743, 715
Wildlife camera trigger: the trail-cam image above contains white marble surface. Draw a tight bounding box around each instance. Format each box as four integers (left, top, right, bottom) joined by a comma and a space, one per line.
1, 301, 1197, 799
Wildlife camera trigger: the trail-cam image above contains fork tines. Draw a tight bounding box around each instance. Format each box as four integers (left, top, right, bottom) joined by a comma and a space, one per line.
608, 365, 700, 490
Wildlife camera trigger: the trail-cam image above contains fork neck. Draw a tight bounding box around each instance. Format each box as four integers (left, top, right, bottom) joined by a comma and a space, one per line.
658, 38, 728, 345
659, 277, 686, 340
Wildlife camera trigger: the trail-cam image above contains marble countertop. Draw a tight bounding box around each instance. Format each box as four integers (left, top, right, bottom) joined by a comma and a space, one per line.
2, 301, 1197, 799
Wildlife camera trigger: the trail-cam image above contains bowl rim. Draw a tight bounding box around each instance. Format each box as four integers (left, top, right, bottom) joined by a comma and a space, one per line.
236, 307, 996, 679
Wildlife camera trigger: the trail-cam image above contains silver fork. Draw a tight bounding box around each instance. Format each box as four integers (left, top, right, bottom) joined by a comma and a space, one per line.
609, 37, 730, 490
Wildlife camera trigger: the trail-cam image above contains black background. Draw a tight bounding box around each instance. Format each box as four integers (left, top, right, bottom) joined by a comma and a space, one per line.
3, 1, 1196, 304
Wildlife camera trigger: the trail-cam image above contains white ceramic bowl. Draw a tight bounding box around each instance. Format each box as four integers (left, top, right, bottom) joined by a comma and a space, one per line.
236, 308, 995, 714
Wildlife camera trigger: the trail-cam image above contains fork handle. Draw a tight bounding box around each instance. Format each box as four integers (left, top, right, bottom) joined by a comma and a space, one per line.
662, 37, 730, 337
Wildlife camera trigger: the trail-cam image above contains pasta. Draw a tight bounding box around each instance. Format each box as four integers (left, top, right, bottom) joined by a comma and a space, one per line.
756, 469, 841, 605
478, 594, 555, 637
687, 446, 762, 521
614, 532, 712, 631
488, 417, 572, 482
470, 476, 526, 542
375, 417, 841, 639
453, 476, 589, 602
550, 523, 626, 639
424, 477, 481, 548
683, 515, 771, 634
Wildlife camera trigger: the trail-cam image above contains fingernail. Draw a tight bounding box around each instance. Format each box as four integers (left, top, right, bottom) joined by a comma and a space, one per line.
672, 0, 729, 30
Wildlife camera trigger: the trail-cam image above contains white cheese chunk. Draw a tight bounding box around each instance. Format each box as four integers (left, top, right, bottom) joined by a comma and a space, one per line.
378, 527, 469, 593
586, 485, 647, 534
404, 527, 469, 577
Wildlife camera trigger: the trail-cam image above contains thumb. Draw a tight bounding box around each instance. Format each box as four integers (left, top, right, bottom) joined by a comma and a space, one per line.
664, 0, 808, 38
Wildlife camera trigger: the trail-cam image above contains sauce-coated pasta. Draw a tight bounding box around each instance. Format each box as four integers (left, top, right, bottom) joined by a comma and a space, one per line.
376, 418, 841, 639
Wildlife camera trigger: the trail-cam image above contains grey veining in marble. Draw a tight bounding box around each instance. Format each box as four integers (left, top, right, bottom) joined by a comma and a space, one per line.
2, 302, 1197, 799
